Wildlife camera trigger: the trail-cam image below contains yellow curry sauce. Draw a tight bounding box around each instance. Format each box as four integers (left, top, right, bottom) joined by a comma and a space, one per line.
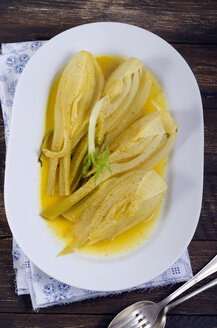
40, 55, 167, 256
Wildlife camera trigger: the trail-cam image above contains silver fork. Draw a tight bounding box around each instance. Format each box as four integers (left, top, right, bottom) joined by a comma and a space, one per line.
108, 254, 217, 328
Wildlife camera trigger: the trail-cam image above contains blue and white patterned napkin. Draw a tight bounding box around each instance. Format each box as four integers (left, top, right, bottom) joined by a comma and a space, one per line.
0, 41, 193, 310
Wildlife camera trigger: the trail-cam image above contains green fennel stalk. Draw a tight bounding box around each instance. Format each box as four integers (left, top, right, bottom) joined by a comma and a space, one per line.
83, 98, 111, 183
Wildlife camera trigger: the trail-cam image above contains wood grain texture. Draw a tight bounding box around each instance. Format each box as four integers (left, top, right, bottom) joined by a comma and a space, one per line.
1, 173, 217, 240
193, 174, 217, 241
0, 238, 216, 314
1, 45, 217, 109
0, 0, 217, 44
0, 131, 217, 239
0, 313, 217, 328
173, 45, 217, 109
0, 99, 217, 238
204, 109, 217, 173
0, 0, 217, 326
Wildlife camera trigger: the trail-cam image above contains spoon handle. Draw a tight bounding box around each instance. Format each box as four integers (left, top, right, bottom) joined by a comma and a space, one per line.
165, 277, 217, 312
159, 254, 217, 308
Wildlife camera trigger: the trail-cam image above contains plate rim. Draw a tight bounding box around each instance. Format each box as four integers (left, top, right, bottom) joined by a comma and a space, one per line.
4, 22, 204, 291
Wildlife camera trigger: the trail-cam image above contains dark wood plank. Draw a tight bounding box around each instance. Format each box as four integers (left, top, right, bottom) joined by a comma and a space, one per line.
0, 314, 111, 328
1, 161, 217, 241
0, 47, 216, 238
1, 109, 217, 239
1, 43, 217, 108
193, 174, 217, 241
174, 45, 217, 109
204, 109, 217, 173
0, 238, 216, 314
0, 313, 217, 328
165, 315, 217, 328
0, 0, 217, 44
0, 3, 216, 326
0, 110, 7, 237
1, 172, 217, 240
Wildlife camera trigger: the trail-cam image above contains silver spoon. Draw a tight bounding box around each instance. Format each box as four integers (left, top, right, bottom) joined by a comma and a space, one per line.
108, 255, 217, 328
136, 278, 217, 328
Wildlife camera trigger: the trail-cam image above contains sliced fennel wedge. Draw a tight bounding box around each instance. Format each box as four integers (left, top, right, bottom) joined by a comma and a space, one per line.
88, 170, 167, 245
41, 110, 177, 220
65, 57, 152, 190
59, 170, 167, 254
42, 51, 105, 195
40, 53, 178, 258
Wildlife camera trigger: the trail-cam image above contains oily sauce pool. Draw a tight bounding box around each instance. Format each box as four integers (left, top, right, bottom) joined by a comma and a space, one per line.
40, 55, 167, 257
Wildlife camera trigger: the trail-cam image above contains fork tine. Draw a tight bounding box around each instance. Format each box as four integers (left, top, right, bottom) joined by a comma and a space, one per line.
138, 318, 150, 328
140, 323, 151, 328
124, 319, 141, 328
123, 312, 148, 328
112, 309, 140, 328
117, 317, 138, 328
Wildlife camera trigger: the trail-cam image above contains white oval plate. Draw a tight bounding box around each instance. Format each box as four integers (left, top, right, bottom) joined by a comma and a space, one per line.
4, 22, 203, 291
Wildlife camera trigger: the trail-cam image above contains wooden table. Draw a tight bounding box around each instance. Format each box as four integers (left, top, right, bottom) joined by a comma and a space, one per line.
0, 1, 217, 327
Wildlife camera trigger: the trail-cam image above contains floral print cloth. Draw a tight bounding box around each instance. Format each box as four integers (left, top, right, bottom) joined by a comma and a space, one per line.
0, 41, 193, 310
